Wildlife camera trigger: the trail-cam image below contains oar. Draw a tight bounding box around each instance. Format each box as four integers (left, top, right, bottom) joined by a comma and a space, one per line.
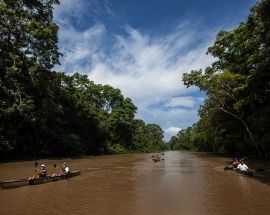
29, 160, 38, 180
53, 163, 59, 170
34, 160, 38, 174
35, 160, 38, 168
50, 163, 59, 177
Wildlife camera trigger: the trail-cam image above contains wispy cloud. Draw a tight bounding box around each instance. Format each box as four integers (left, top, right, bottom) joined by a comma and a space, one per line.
54, 0, 88, 25
164, 96, 201, 108
54, 0, 216, 140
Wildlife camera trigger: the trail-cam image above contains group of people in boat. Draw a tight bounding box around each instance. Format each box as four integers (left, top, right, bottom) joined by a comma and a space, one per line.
152, 153, 165, 162
226, 158, 251, 172
28, 161, 70, 180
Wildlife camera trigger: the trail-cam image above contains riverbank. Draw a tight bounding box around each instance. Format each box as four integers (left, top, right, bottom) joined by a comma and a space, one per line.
0, 148, 167, 163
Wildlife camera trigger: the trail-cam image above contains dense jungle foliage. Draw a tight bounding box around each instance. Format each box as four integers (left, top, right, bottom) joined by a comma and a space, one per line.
169, 0, 270, 158
0, 0, 166, 159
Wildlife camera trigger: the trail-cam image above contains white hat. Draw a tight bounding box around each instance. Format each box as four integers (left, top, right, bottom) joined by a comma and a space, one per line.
41, 164, 45, 167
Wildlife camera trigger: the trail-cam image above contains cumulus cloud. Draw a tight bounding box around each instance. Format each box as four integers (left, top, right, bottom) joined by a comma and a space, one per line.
54, 1, 215, 140
165, 127, 182, 137
84, 25, 213, 106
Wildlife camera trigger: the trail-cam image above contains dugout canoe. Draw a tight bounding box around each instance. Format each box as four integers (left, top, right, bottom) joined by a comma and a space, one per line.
224, 166, 254, 176
0, 170, 81, 189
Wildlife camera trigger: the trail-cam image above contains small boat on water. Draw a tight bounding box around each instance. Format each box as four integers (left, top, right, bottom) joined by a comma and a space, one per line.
224, 167, 254, 176
152, 153, 165, 162
0, 170, 81, 189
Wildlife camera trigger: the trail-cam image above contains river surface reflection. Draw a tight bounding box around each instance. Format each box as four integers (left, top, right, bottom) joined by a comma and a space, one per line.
0, 151, 270, 215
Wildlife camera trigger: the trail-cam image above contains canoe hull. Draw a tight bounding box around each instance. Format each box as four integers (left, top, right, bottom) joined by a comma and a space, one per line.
224, 167, 254, 176
0, 171, 80, 189
0, 179, 29, 189
29, 170, 80, 185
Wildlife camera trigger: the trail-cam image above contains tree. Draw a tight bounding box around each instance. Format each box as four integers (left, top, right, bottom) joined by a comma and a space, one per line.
0, 1, 166, 159
0, 0, 61, 158
182, 0, 270, 157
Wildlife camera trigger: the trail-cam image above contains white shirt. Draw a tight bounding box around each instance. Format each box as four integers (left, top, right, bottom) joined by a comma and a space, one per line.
237, 163, 249, 171
65, 166, 70, 173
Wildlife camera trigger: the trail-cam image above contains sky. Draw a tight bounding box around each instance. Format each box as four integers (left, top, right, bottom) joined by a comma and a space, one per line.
53, 0, 258, 141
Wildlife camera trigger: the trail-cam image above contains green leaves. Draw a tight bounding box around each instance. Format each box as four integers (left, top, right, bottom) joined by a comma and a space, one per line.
0, 1, 166, 159
0, 0, 61, 69
179, 0, 270, 157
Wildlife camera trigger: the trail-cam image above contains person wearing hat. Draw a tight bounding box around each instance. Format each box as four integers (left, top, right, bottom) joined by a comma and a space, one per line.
52, 162, 70, 177
237, 159, 250, 172
39, 164, 47, 177
63, 162, 70, 174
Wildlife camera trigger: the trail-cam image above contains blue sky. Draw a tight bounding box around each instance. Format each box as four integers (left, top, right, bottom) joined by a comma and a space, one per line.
53, 0, 258, 141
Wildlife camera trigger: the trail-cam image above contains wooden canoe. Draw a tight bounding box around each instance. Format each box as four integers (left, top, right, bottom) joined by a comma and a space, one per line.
0, 170, 80, 189
0, 179, 29, 189
224, 167, 254, 176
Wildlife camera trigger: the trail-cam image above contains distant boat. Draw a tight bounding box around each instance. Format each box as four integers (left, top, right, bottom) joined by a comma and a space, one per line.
0, 170, 81, 189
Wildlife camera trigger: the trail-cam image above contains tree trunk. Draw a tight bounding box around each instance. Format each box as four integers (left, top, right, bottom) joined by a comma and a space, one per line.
219, 107, 262, 157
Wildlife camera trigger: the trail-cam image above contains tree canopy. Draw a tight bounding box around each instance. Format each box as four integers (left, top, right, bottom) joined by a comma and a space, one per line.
169, 0, 270, 158
0, 0, 166, 159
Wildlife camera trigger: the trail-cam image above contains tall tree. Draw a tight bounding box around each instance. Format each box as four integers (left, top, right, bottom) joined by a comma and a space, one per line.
0, 0, 60, 157
182, 0, 270, 157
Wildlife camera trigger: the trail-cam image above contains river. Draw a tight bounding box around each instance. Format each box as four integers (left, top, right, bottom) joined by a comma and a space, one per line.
0, 151, 270, 215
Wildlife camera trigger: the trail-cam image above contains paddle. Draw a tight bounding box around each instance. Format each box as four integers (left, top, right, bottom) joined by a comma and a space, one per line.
28, 160, 38, 180
53, 163, 61, 172
35, 160, 38, 172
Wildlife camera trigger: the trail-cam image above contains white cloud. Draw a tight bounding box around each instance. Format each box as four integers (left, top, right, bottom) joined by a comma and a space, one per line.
54, 2, 216, 140
55, 23, 106, 72
86, 26, 214, 107
165, 127, 182, 137
164, 96, 196, 108
137, 107, 199, 133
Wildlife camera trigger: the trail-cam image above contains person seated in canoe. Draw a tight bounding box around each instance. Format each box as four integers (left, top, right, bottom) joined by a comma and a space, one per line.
39, 164, 47, 177
230, 158, 240, 169
237, 159, 250, 172
224, 158, 240, 170
62, 162, 70, 174
232, 158, 240, 168
153, 155, 161, 162
28, 167, 40, 180
28, 163, 46, 180
52, 162, 70, 177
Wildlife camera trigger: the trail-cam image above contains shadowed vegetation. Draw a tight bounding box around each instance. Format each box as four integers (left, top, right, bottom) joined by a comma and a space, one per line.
169, 0, 270, 158
0, 0, 166, 160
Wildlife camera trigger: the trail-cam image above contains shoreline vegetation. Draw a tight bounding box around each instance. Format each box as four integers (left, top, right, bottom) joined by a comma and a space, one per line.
1, 150, 270, 164
168, 0, 270, 159
1, 0, 269, 160
0, 1, 167, 160
0, 150, 166, 164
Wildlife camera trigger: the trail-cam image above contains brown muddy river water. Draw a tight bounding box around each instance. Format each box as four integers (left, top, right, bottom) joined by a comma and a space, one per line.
0, 151, 270, 215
